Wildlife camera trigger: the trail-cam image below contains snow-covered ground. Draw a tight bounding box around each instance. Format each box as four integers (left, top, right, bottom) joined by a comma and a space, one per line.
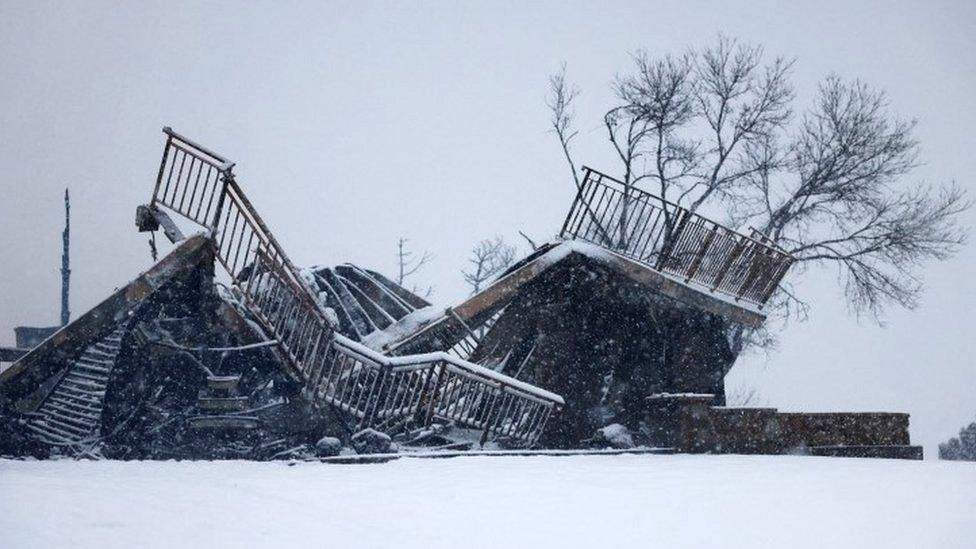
2, 454, 973, 548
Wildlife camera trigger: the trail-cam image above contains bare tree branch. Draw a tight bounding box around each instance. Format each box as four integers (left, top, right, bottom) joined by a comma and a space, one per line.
396, 237, 434, 297
547, 64, 581, 189
690, 36, 795, 214
463, 236, 517, 294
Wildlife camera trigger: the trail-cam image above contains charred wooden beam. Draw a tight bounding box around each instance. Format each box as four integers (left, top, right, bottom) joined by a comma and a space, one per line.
136, 204, 186, 244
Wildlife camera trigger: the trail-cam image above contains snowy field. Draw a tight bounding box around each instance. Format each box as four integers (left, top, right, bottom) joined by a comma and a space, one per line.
1, 454, 973, 548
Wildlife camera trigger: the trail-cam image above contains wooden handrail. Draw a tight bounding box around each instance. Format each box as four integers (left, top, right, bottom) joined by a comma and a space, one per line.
147, 128, 562, 445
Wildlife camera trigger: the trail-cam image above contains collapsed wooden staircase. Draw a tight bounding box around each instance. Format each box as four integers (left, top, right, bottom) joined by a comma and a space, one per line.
24, 326, 126, 445
144, 128, 563, 445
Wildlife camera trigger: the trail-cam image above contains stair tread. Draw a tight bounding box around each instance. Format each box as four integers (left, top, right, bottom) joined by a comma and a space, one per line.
53, 383, 103, 397
61, 377, 107, 391
85, 348, 116, 360
73, 362, 111, 374
48, 395, 102, 413
76, 357, 114, 367
33, 415, 91, 437
62, 373, 106, 385
43, 401, 101, 421
45, 415, 95, 438
26, 423, 76, 444
30, 423, 86, 443
207, 375, 242, 382
42, 398, 100, 417
42, 407, 98, 426
53, 385, 104, 401
65, 370, 109, 383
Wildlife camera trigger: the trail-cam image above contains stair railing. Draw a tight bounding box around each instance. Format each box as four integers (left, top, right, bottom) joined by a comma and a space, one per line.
149, 128, 562, 445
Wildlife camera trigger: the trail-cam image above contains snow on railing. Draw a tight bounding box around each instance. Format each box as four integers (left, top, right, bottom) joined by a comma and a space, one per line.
560, 167, 794, 308
314, 335, 560, 444
148, 128, 562, 445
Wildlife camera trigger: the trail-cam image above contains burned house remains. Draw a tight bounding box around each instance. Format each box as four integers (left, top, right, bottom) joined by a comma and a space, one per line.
0, 128, 922, 460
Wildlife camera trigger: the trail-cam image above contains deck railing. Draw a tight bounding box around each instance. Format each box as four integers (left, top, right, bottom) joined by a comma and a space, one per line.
149, 128, 562, 445
318, 336, 559, 444
560, 167, 794, 308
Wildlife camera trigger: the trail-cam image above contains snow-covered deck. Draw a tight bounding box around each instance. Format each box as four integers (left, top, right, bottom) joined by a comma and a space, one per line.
2, 455, 972, 548
534, 240, 769, 326
373, 239, 767, 358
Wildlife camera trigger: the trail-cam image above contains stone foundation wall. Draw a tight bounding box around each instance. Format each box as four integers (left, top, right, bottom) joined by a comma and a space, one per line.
646, 394, 921, 459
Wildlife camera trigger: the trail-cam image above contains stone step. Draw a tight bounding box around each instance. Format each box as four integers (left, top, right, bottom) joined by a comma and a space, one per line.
187, 415, 261, 430
206, 376, 241, 396
197, 396, 250, 412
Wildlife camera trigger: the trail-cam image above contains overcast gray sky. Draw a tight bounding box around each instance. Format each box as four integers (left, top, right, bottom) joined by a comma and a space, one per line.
1, 0, 973, 456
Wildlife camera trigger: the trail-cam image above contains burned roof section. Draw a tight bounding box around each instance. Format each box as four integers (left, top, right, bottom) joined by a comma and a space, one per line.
304, 264, 430, 342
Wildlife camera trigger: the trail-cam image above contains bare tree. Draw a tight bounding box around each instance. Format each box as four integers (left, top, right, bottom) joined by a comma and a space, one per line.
548, 36, 969, 343
547, 64, 581, 189
395, 237, 433, 297
463, 236, 517, 294
744, 77, 969, 321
